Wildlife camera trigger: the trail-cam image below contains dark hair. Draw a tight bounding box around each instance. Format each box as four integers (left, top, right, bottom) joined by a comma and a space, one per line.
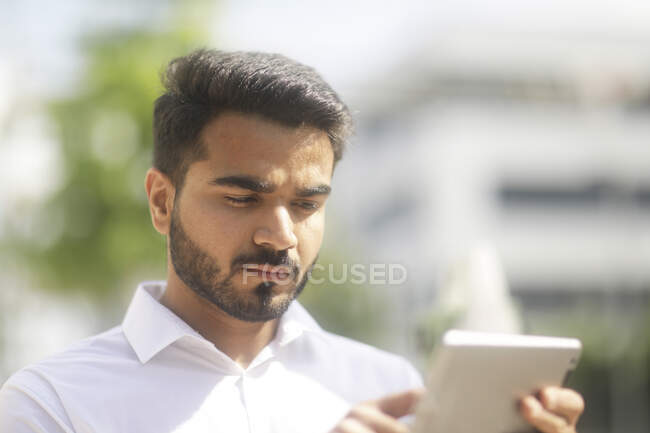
153, 49, 353, 188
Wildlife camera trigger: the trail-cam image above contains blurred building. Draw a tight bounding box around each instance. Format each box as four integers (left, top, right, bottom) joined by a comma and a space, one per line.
328, 34, 650, 433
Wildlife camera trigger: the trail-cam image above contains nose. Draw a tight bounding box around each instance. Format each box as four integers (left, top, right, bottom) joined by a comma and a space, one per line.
252, 205, 298, 251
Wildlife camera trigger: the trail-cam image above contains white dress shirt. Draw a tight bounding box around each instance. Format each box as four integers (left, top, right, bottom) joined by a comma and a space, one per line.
0, 281, 422, 433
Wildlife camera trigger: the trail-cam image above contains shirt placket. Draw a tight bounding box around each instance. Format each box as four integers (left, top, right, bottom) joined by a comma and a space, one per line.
239, 371, 272, 433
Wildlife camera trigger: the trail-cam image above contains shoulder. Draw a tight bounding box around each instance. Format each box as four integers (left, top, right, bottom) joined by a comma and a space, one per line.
325, 330, 422, 382
296, 329, 423, 402
1, 368, 74, 433
3, 325, 132, 382
286, 302, 422, 385
322, 330, 419, 373
0, 326, 134, 432
6, 326, 136, 385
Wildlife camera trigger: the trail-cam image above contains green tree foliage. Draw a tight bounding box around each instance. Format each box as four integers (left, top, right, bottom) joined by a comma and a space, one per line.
299, 245, 390, 348
6, 4, 210, 298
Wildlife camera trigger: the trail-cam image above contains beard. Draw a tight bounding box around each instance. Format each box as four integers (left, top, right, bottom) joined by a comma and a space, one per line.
168, 206, 314, 322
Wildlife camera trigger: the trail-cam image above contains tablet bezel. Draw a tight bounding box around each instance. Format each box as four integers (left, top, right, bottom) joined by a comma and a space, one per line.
412, 329, 582, 433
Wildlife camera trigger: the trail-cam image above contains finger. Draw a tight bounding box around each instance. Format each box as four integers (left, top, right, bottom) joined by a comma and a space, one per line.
332, 417, 375, 433
539, 387, 585, 426
347, 404, 409, 433
374, 388, 426, 419
520, 395, 571, 433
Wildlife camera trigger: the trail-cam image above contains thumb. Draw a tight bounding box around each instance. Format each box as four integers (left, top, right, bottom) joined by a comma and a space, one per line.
374, 388, 426, 418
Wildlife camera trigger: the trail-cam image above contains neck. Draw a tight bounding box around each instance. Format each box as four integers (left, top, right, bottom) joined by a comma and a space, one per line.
160, 275, 279, 369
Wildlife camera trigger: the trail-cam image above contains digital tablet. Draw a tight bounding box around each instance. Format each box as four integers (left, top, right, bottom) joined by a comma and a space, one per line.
412, 329, 582, 433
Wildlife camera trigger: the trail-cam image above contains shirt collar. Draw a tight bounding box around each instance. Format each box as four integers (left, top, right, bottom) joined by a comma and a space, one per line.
122, 281, 323, 364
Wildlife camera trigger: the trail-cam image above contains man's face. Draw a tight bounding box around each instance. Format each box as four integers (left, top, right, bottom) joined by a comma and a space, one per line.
168, 112, 334, 322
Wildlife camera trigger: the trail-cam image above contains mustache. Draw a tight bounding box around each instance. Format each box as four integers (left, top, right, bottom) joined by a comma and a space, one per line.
231, 249, 300, 275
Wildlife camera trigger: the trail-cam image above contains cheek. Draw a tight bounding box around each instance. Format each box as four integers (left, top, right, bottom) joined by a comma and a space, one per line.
295, 212, 325, 262
181, 197, 252, 255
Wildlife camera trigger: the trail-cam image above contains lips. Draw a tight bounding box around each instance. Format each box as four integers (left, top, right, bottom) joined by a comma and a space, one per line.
243, 264, 293, 281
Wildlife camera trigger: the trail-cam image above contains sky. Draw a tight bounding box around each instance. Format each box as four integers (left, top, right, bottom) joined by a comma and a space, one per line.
3, 0, 650, 98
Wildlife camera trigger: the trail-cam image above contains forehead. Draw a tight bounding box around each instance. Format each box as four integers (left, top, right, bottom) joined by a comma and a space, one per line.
195, 112, 334, 184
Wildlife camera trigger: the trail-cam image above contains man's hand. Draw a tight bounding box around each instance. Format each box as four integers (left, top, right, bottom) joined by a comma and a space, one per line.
520, 387, 585, 433
331, 388, 424, 433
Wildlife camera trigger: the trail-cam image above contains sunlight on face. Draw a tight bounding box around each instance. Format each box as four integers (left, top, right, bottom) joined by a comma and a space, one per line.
169, 112, 334, 321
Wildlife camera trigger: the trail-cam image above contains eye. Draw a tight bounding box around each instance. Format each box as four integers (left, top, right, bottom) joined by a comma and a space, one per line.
293, 201, 320, 211
225, 196, 258, 206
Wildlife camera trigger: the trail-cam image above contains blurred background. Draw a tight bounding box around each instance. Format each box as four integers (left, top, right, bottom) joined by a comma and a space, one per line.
1, 0, 650, 432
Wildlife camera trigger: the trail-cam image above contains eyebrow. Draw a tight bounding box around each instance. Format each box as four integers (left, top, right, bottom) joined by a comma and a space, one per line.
209, 175, 275, 193
209, 175, 331, 197
296, 184, 331, 197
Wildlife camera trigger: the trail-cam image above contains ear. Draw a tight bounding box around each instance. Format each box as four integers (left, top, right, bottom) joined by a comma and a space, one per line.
144, 168, 176, 235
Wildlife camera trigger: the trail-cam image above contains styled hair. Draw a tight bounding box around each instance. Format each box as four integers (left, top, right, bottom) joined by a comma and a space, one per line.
153, 49, 353, 188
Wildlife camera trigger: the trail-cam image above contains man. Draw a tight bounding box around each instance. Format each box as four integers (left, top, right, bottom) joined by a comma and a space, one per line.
0, 49, 584, 432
